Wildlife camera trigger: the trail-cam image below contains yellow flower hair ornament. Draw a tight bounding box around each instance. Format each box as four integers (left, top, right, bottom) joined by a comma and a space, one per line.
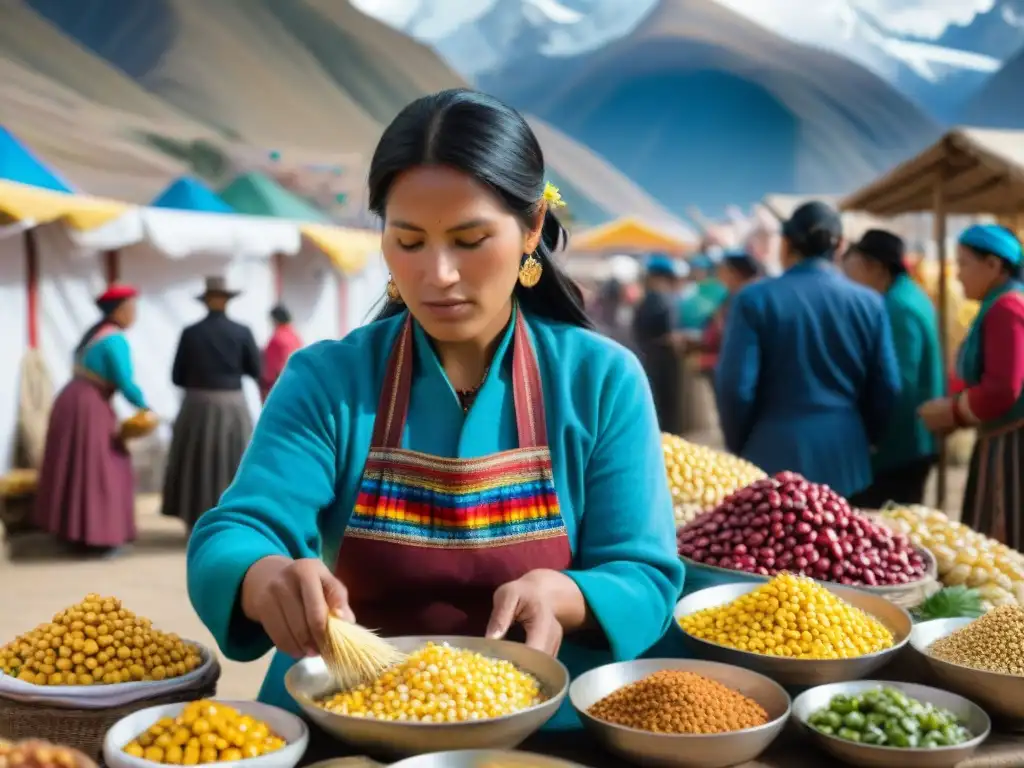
543, 181, 566, 209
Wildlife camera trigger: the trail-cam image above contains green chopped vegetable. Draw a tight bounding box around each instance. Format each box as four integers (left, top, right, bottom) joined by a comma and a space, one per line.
911, 586, 984, 622
807, 687, 974, 749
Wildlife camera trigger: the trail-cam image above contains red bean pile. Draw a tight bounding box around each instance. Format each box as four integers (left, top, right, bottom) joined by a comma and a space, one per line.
677, 472, 928, 586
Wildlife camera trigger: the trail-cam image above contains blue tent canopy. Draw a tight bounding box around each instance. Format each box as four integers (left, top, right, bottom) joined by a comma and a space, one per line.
151, 176, 234, 213
0, 127, 72, 192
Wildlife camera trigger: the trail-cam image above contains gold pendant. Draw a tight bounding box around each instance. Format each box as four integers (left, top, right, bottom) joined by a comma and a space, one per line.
518, 255, 543, 288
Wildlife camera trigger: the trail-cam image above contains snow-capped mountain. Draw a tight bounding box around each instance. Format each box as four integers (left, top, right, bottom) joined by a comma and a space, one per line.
353, 0, 1022, 121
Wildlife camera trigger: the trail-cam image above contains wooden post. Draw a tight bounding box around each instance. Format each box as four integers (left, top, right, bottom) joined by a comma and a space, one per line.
25, 229, 38, 349
272, 253, 284, 300
933, 178, 949, 511
104, 249, 119, 285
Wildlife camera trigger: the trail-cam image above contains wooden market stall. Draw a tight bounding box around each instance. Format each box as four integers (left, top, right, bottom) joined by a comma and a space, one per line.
840, 126, 1024, 509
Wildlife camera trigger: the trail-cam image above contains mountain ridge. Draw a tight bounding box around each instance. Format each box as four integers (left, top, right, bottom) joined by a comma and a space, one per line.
2, 0, 678, 227
474, 0, 940, 214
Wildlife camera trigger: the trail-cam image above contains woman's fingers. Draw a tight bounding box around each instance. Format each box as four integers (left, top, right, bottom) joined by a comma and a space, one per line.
319, 566, 355, 623
262, 598, 306, 659
523, 611, 563, 656
297, 566, 336, 655
486, 584, 520, 640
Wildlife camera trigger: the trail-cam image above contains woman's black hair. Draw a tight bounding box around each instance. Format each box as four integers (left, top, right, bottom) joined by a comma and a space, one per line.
963, 226, 1024, 280
846, 229, 907, 279
368, 89, 593, 329
270, 304, 292, 324
782, 201, 843, 260
721, 253, 762, 281
74, 297, 126, 357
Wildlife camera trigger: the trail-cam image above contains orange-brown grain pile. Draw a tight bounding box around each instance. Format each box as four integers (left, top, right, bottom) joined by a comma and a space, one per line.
587, 670, 769, 734
0, 740, 96, 768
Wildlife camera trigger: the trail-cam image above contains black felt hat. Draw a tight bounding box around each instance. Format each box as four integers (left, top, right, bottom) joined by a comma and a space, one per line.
849, 229, 906, 272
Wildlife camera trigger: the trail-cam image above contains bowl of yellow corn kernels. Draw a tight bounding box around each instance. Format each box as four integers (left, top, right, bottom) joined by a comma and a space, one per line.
285, 636, 569, 758
103, 699, 309, 768
674, 575, 913, 686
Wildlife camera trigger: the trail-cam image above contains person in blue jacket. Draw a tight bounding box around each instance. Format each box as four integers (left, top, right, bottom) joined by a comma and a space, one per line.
185, 89, 684, 734
715, 201, 901, 498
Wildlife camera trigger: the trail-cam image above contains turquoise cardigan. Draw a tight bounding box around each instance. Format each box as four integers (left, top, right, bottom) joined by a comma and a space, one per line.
186, 310, 685, 729
874, 274, 943, 472
80, 332, 147, 409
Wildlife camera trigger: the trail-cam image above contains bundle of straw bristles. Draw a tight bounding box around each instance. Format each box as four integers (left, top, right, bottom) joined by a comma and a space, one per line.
322, 614, 407, 690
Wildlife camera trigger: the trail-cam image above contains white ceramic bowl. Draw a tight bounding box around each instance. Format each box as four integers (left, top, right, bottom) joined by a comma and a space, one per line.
103, 699, 309, 768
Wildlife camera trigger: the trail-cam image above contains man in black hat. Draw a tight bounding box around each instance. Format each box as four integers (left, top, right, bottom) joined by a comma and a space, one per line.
842, 229, 943, 507
162, 276, 262, 532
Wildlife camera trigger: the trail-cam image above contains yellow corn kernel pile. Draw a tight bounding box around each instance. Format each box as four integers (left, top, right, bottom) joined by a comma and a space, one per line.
679, 573, 895, 659
318, 642, 545, 722
0, 594, 202, 686
662, 434, 766, 527
122, 700, 286, 764
881, 504, 1024, 609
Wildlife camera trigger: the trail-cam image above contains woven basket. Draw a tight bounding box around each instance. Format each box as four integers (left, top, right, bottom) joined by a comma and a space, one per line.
0, 659, 220, 763
0, 492, 37, 537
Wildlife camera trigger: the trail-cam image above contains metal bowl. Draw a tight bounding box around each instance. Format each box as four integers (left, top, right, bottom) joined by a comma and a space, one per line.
673, 582, 912, 686
284, 636, 568, 758
791, 680, 990, 768
681, 545, 937, 602
304, 752, 591, 768
568, 658, 790, 768
392, 751, 592, 767
911, 617, 1024, 727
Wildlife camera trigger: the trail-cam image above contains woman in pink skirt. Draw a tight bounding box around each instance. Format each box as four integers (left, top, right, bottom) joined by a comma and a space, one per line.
33, 284, 149, 556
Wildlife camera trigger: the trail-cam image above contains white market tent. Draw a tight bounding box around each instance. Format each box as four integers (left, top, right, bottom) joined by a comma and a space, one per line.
0, 180, 384, 472
840, 127, 1024, 507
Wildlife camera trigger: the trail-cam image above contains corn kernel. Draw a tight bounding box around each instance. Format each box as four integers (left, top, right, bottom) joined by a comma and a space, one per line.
318, 641, 545, 721
679, 573, 894, 660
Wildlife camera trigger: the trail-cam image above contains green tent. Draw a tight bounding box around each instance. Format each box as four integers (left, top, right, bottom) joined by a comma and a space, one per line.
219, 171, 330, 223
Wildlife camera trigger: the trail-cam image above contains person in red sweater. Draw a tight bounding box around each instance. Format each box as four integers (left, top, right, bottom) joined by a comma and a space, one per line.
697, 251, 763, 376
918, 224, 1024, 547
260, 305, 303, 403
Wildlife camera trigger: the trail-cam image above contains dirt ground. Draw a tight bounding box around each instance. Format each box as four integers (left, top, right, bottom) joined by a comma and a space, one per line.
0, 459, 968, 701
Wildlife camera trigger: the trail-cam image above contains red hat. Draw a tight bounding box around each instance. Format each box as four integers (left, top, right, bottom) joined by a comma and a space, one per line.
96, 283, 138, 304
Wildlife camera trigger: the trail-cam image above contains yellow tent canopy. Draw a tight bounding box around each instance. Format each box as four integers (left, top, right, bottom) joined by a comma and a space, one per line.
0, 179, 130, 230
572, 216, 696, 255
300, 224, 380, 275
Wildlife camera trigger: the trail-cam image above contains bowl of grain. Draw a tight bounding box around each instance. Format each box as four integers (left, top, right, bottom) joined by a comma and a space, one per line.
568, 658, 790, 768
285, 637, 568, 758
911, 608, 1024, 727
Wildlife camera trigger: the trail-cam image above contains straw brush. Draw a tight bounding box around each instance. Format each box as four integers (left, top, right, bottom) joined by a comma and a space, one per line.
322, 614, 406, 690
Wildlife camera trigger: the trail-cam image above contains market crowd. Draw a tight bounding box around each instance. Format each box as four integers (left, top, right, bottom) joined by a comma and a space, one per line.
622, 201, 1024, 550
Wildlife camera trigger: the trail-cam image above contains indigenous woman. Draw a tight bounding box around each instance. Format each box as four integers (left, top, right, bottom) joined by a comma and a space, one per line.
715, 201, 901, 498
697, 251, 763, 376
843, 230, 943, 507
186, 89, 684, 732
33, 284, 148, 555
919, 224, 1024, 547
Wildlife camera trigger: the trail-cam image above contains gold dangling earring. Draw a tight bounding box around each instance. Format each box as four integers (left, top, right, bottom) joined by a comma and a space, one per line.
518, 254, 543, 288
386, 276, 403, 303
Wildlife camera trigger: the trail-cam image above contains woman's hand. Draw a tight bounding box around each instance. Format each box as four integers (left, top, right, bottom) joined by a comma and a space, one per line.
240, 555, 355, 659
486, 570, 588, 656
918, 398, 957, 435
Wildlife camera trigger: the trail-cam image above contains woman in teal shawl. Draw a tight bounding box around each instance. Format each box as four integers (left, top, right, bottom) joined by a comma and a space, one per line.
919, 224, 1024, 547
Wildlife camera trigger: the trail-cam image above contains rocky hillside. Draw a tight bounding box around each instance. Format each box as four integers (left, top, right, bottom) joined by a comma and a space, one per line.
0, 0, 677, 227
